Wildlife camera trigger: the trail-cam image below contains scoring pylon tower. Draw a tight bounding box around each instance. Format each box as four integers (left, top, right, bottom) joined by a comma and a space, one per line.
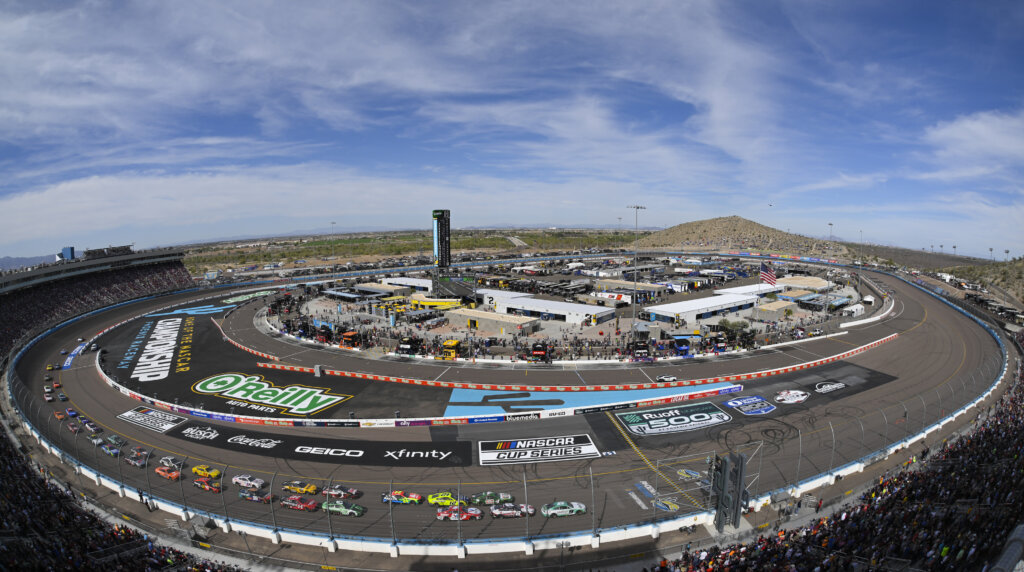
431, 209, 475, 299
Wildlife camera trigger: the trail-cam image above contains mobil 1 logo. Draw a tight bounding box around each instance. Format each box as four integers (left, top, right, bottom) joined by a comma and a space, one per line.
616, 402, 731, 436
724, 396, 776, 416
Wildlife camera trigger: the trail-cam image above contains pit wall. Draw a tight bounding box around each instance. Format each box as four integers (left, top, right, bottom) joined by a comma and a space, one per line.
4, 268, 1011, 558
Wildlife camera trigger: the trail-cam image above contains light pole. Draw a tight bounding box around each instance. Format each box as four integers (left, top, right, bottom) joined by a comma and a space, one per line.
859, 229, 863, 244
627, 205, 646, 348
330, 221, 336, 260
828, 222, 833, 242
989, 247, 994, 261
1005, 249, 1010, 262
953, 245, 956, 258
940, 244, 943, 254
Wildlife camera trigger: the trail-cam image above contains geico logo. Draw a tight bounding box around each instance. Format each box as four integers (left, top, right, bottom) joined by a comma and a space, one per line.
648, 413, 714, 427
294, 446, 364, 457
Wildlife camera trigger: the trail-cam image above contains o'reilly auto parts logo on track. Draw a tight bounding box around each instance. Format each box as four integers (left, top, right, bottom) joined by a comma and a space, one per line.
616, 402, 731, 436
191, 373, 350, 416
478, 434, 601, 465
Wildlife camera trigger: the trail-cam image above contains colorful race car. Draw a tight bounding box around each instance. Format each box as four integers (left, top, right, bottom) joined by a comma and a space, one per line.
490, 503, 535, 518
155, 466, 180, 481
100, 444, 119, 457
129, 447, 149, 458
192, 477, 222, 493
469, 491, 513, 505
192, 465, 221, 479
281, 481, 317, 495
57, 393, 68, 402
52, 381, 61, 389
53, 411, 66, 421
43, 393, 54, 402
280, 495, 318, 512
65, 422, 80, 434
43, 385, 53, 393
83, 420, 100, 433
436, 506, 483, 521
87, 434, 105, 446
322, 500, 366, 517
380, 490, 423, 504
428, 491, 468, 507
238, 489, 272, 503
124, 454, 147, 468
540, 501, 586, 517
322, 484, 361, 499
64, 408, 77, 418
232, 475, 265, 489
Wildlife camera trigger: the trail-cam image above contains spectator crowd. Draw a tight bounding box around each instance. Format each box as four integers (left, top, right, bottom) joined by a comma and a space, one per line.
637, 357, 1023, 572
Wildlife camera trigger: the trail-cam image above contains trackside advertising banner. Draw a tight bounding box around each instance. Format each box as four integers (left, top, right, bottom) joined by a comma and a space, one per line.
478, 434, 601, 465
169, 423, 471, 467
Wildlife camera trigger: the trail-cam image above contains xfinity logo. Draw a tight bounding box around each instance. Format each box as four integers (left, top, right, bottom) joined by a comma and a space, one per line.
181, 426, 219, 440
295, 446, 364, 457
227, 435, 282, 449
384, 449, 453, 461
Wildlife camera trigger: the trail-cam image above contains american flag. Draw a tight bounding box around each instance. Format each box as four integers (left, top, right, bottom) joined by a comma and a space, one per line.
760, 262, 776, 286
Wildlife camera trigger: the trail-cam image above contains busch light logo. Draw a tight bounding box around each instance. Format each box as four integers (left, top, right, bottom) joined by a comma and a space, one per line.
182, 426, 220, 440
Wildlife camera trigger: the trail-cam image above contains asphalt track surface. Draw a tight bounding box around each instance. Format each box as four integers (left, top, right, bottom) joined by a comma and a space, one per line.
12, 272, 1005, 545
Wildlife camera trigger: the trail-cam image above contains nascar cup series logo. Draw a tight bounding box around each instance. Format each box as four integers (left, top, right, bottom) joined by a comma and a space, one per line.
192, 373, 349, 416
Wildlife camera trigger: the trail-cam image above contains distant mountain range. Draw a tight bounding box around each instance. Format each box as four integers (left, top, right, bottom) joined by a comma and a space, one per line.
0, 255, 54, 271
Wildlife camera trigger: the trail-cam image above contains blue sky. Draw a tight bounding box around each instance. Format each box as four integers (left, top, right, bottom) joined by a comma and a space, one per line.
1, 1, 1022, 260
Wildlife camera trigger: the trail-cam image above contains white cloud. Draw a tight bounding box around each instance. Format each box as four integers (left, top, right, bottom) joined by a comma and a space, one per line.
923, 108, 1024, 165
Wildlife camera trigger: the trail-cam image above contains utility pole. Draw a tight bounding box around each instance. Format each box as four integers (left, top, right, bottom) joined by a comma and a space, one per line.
1005, 249, 1009, 262
953, 245, 957, 258
627, 205, 646, 349
331, 221, 336, 260
990, 247, 994, 261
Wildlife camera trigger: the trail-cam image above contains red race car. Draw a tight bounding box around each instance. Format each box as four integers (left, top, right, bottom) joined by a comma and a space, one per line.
281, 495, 318, 512
436, 506, 483, 521
192, 477, 222, 493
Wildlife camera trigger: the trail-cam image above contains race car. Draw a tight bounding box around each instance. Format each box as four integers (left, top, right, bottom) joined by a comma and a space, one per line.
436, 506, 483, 521
106, 435, 128, 448
232, 474, 265, 489
65, 422, 80, 434
130, 446, 149, 458
82, 420, 100, 433
192, 465, 221, 479
124, 454, 147, 468
322, 484, 361, 499
155, 466, 180, 481
540, 501, 586, 517
656, 375, 678, 382
87, 434, 105, 446
160, 456, 183, 469
280, 495, 318, 512
322, 500, 366, 517
57, 393, 68, 402
380, 490, 423, 505
100, 444, 119, 457
64, 408, 77, 418
469, 491, 513, 505
192, 477, 222, 493
52, 411, 66, 421
46, 364, 54, 371
490, 503, 535, 518
60, 349, 68, 355
52, 381, 61, 389
238, 489, 272, 503
43, 393, 54, 402
428, 491, 468, 507
44, 374, 53, 381
43, 385, 52, 394
281, 481, 317, 495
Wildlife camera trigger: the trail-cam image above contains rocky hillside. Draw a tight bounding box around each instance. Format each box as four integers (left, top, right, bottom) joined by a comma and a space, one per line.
638, 215, 849, 259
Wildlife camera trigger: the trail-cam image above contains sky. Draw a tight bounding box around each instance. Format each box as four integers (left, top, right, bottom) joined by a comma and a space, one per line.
1, 1, 1022, 260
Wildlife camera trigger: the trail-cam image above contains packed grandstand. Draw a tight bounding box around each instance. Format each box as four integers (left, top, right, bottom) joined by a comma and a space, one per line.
1, 253, 1022, 571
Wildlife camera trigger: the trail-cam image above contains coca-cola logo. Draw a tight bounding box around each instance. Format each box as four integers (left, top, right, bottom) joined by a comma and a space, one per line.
181, 426, 219, 440
815, 382, 846, 394
227, 435, 282, 449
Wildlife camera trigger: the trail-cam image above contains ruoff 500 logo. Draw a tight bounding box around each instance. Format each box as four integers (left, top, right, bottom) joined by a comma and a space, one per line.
192, 373, 350, 416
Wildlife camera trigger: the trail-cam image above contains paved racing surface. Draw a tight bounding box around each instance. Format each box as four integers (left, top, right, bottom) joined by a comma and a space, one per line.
12, 272, 1006, 547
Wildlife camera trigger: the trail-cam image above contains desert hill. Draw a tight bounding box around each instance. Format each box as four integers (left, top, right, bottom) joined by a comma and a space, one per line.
638, 216, 848, 259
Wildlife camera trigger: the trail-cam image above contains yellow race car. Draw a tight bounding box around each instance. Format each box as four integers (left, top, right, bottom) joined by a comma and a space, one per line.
282, 481, 318, 495
191, 465, 221, 479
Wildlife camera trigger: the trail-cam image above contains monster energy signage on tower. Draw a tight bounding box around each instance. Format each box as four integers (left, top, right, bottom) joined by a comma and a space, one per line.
192, 373, 349, 416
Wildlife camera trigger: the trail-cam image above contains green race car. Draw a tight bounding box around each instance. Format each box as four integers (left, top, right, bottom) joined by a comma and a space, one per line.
322, 500, 366, 517
469, 491, 514, 505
